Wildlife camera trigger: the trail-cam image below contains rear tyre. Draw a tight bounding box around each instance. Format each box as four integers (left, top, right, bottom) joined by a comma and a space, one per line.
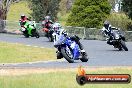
118, 47, 123, 51
35, 32, 40, 38
61, 47, 74, 63
120, 40, 128, 51
48, 35, 54, 42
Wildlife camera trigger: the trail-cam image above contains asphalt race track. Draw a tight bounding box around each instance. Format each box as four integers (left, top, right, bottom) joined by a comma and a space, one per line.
0, 34, 132, 68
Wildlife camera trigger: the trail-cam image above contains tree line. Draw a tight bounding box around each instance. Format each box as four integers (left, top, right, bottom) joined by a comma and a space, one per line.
0, 0, 132, 32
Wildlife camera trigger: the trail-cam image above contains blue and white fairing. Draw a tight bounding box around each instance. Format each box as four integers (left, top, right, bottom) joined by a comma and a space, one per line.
53, 32, 80, 60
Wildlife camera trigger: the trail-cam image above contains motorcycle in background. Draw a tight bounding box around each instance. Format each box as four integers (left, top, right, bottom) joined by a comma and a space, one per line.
102, 27, 128, 51
20, 21, 40, 38
42, 22, 54, 42
43, 27, 54, 42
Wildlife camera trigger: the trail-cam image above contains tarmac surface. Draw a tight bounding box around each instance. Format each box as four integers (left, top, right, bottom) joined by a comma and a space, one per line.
0, 34, 132, 68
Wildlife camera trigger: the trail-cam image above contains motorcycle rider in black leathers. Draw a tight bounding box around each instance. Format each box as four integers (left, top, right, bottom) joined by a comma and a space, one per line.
102, 21, 113, 45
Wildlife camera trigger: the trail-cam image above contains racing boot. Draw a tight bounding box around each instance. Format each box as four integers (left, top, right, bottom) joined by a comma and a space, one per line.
56, 51, 63, 59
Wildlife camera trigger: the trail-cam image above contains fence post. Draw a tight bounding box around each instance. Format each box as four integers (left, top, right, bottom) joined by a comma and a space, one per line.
82, 27, 86, 40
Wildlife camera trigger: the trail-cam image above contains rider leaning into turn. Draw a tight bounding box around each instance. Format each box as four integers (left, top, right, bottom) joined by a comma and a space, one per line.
102, 21, 113, 45
19, 14, 30, 27
52, 21, 85, 55
42, 15, 53, 29
19, 15, 34, 35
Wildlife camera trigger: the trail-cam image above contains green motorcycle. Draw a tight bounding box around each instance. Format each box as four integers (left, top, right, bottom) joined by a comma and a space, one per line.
21, 21, 40, 38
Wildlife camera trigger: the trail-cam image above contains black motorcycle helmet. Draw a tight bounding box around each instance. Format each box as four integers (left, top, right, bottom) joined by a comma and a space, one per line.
104, 21, 110, 29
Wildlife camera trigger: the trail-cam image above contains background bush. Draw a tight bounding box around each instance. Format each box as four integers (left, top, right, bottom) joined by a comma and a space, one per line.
66, 0, 111, 28
107, 12, 132, 31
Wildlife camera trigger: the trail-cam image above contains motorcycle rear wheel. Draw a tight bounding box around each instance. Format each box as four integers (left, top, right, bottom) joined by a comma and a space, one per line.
48, 35, 54, 42
23, 30, 29, 38
35, 32, 40, 38
120, 40, 128, 51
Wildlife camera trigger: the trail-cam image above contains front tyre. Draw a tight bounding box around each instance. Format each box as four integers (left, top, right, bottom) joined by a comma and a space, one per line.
23, 33, 29, 38
61, 47, 74, 63
23, 30, 29, 38
120, 40, 128, 51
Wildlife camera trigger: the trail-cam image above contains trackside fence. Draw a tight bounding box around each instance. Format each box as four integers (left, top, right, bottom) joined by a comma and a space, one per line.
4, 20, 132, 41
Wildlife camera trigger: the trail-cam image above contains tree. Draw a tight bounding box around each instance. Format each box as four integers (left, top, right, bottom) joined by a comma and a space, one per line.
122, 0, 132, 19
0, 0, 19, 32
29, 0, 61, 22
66, 0, 111, 28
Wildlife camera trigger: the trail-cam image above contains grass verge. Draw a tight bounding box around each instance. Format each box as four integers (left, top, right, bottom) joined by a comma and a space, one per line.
0, 67, 131, 88
0, 42, 56, 63
6, 1, 32, 31
7, 1, 31, 21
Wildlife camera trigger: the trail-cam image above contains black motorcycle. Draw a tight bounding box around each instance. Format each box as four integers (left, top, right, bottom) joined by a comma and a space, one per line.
106, 29, 128, 51
43, 27, 54, 42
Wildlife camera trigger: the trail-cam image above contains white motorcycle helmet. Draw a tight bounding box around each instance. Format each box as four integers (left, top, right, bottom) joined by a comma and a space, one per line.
45, 16, 51, 22
52, 22, 62, 33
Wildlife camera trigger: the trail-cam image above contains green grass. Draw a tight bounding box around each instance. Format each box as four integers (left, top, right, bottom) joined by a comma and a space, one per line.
0, 42, 56, 63
6, 1, 32, 31
7, 1, 31, 21
0, 68, 132, 88
6, 21, 20, 31
6, 1, 68, 31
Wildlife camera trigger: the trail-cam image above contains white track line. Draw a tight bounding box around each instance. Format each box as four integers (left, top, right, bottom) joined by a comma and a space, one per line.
0, 59, 65, 66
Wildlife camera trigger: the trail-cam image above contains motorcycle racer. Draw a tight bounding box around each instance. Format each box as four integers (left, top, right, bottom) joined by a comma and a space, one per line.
52, 22, 86, 59
102, 21, 113, 45
42, 16, 53, 30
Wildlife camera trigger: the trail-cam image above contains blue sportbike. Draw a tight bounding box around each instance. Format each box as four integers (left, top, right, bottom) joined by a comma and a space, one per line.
53, 32, 88, 63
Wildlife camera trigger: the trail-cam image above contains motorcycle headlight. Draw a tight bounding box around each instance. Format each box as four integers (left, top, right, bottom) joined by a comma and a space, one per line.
115, 34, 120, 39
21, 27, 26, 31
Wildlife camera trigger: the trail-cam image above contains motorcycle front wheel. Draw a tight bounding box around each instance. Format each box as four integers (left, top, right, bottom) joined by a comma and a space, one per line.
61, 47, 74, 63
23, 33, 29, 38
